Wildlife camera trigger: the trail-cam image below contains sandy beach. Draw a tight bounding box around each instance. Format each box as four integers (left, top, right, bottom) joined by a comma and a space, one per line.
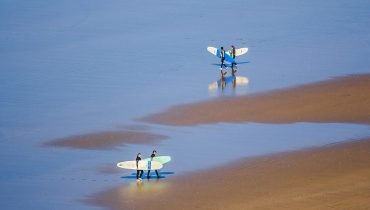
87, 138, 370, 209
86, 74, 370, 209
44, 131, 168, 150
143, 74, 370, 125
2, 1, 370, 209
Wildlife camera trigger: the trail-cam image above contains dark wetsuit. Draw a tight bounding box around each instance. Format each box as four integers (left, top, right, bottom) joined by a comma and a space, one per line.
147, 153, 160, 178
220, 49, 226, 68
231, 48, 236, 59
231, 47, 237, 68
136, 156, 143, 179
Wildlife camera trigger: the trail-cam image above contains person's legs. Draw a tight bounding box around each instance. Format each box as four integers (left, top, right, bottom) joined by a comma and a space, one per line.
136, 170, 140, 179
155, 170, 159, 178
221, 58, 225, 68
140, 170, 144, 178
147, 170, 151, 178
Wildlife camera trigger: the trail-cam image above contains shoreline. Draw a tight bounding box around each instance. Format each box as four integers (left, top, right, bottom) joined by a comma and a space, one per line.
142, 74, 370, 125
45, 74, 370, 150
44, 130, 168, 150
86, 138, 370, 209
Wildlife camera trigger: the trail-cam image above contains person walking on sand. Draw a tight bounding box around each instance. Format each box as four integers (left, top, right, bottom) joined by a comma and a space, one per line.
147, 150, 160, 179
136, 153, 144, 181
230, 45, 237, 69
220, 46, 226, 70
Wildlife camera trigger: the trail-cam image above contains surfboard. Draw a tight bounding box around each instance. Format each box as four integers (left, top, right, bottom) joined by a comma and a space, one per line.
143, 156, 171, 164
226, 49, 248, 57
234, 48, 248, 56
207, 47, 218, 56
117, 160, 163, 170
208, 76, 249, 90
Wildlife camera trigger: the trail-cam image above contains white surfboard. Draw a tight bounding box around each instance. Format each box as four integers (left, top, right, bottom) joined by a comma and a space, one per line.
226, 48, 249, 57
117, 160, 163, 170
207, 47, 218, 56
235, 48, 248, 56
208, 47, 248, 57
143, 156, 171, 164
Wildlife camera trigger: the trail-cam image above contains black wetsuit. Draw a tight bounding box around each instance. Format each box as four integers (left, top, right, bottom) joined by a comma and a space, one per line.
220, 49, 226, 68
231, 47, 236, 68
147, 153, 160, 178
231, 48, 236, 59
136, 156, 143, 179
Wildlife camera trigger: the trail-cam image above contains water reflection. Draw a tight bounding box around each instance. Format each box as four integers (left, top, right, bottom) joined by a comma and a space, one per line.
117, 172, 174, 197
208, 75, 249, 97
120, 171, 175, 180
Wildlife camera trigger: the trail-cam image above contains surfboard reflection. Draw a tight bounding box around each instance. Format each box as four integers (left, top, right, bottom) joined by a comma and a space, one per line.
118, 173, 174, 196
208, 76, 249, 97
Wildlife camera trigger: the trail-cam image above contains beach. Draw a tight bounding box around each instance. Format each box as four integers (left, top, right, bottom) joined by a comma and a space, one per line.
87, 138, 370, 210
1, 0, 370, 209
86, 74, 370, 209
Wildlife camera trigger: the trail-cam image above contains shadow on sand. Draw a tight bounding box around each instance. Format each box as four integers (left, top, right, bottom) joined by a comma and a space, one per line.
120, 171, 175, 180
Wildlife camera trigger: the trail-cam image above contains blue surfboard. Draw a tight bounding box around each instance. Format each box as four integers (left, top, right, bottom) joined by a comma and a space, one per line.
216, 49, 235, 63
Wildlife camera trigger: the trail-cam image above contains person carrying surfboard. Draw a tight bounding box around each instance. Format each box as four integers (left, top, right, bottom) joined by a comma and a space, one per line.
147, 150, 160, 179
230, 45, 238, 69
136, 153, 144, 181
220, 46, 226, 69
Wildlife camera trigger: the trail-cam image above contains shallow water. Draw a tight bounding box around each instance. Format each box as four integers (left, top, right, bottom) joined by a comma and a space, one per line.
1, 0, 370, 209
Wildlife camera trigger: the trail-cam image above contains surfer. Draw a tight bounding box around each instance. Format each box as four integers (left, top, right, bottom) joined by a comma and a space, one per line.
136, 153, 144, 181
220, 46, 226, 69
230, 45, 237, 69
147, 150, 160, 179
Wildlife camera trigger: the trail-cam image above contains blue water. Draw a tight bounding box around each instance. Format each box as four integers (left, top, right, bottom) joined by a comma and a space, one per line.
1, 0, 370, 209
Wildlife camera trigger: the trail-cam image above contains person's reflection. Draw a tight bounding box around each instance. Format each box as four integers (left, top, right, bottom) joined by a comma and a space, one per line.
136, 179, 143, 192
220, 68, 227, 90
232, 65, 237, 88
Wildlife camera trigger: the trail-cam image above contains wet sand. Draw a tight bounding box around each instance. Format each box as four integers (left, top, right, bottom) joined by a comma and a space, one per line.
143, 74, 370, 125
44, 131, 168, 150
86, 74, 370, 209
86, 138, 370, 209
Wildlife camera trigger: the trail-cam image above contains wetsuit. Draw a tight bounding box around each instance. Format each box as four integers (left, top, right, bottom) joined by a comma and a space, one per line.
220, 49, 226, 68
136, 156, 143, 179
147, 153, 160, 178
231, 47, 236, 59
230, 47, 237, 68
